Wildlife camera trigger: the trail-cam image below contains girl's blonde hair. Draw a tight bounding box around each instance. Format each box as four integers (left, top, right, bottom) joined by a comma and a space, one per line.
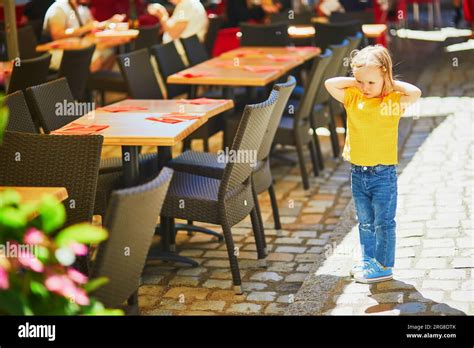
350, 45, 395, 97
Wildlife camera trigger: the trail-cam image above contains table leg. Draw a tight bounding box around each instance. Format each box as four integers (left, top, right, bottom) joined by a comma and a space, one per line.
122, 146, 140, 187
189, 85, 197, 99
222, 87, 235, 149
148, 145, 199, 267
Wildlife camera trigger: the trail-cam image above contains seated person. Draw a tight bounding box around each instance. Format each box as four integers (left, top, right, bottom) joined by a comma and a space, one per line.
147, 0, 208, 43
43, 0, 125, 40
43, 0, 125, 70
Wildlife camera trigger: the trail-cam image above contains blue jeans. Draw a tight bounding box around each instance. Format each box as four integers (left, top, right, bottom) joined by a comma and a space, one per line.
350, 164, 398, 268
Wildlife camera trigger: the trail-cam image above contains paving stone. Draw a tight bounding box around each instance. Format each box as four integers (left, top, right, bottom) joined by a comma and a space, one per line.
275, 246, 307, 253
247, 291, 277, 302
274, 237, 305, 245
226, 303, 262, 314
176, 267, 207, 276
431, 303, 467, 315
190, 300, 226, 311
421, 248, 456, 257
408, 290, 444, 303
422, 280, 459, 291
264, 303, 287, 314
450, 291, 474, 302
429, 269, 466, 280
415, 258, 448, 269
242, 282, 268, 291
268, 262, 296, 273
163, 287, 209, 301
250, 272, 284, 282
202, 279, 233, 290
285, 273, 307, 282
452, 258, 474, 268
395, 302, 427, 314
169, 276, 201, 287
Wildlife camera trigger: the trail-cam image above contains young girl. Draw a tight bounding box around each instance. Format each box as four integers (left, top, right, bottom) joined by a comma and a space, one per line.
325, 45, 421, 284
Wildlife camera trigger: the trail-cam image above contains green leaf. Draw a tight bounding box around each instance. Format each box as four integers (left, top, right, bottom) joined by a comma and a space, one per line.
55, 223, 108, 247
0, 206, 27, 229
30, 281, 49, 299
37, 195, 66, 233
34, 246, 50, 264
0, 290, 31, 315
0, 189, 21, 208
0, 97, 8, 143
83, 276, 109, 293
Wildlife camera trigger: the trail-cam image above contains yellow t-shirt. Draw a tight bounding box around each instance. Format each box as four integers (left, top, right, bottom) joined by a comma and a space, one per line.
342, 87, 406, 166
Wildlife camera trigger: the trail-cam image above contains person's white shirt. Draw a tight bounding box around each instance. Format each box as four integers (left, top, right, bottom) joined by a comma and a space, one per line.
43, 0, 93, 36
162, 0, 208, 43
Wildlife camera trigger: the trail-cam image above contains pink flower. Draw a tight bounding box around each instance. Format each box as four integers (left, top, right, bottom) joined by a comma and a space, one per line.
17, 253, 44, 273
69, 243, 88, 256
0, 267, 9, 290
67, 268, 88, 284
45, 274, 89, 305
23, 228, 45, 245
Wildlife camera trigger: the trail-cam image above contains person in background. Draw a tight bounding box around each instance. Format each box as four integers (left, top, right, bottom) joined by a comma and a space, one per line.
43, 0, 125, 40
24, 0, 55, 23
147, 0, 208, 43
315, 0, 344, 17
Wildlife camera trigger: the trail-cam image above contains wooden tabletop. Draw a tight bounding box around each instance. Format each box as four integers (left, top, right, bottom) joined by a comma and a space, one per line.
36, 29, 139, 52
168, 46, 320, 87
293, 23, 387, 39
54, 99, 234, 146
0, 186, 68, 204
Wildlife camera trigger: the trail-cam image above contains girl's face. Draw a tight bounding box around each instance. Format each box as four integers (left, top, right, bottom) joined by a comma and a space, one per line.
353, 66, 385, 98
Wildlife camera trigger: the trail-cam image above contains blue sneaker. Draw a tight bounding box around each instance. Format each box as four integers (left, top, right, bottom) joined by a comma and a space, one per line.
349, 258, 373, 277
353, 259, 393, 284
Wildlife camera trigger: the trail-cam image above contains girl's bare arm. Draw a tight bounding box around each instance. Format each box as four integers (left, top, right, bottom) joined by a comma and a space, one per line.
324, 77, 357, 103
393, 80, 422, 106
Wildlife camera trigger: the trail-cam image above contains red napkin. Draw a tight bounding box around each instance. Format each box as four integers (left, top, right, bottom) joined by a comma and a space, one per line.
49, 42, 61, 49
99, 106, 148, 112
243, 66, 281, 73
178, 72, 212, 78
51, 123, 109, 135
177, 98, 225, 105
146, 113, 201, 124
266, 54, 294, 62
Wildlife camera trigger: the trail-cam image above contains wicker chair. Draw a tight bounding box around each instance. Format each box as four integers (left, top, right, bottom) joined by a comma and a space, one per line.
239, 22, 291, 47
58, 45, 96, 101
7, 53, 52, 94
312, 40, 351, 158
150, 42, 190, 99
313, 21, 362, 51
116, 49, 164, 100
3, 91, 38, 133
90, 168, 173, 314
17, 24, 40, 59
0, 131, 102, 226
25, 78, 82, 133
166, 76, 296, 247
160, 91, 279, 294
132, 24, 161, 51
150, 42, 223, 152
271, 50, 334, 190
181, 34, 209, 66
331, 32, 364, 130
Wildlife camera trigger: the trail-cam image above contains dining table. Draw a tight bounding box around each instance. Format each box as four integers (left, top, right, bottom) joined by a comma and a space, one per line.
168, 46, 320, 90
0, 186, 68, 204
